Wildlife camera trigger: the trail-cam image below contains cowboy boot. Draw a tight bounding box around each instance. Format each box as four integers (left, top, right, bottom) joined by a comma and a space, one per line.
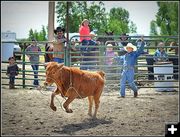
12, 83, 15, 89
9, 83, 13, 89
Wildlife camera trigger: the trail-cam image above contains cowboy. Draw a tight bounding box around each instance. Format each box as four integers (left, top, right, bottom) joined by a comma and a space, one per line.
119, 37, 145, 98
53, 26, 67, 63
119, 33, 130, 46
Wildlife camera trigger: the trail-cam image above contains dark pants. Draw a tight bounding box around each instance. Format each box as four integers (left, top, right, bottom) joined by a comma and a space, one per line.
9, 76, 15, 84
146, 55, 179, 80
80, 39, 97, 70
31, 64, 39, 85
146, 55, 155, 80
169, 56, 179, 80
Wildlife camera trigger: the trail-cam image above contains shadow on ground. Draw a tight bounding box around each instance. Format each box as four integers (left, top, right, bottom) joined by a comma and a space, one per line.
52, 118, 113, 135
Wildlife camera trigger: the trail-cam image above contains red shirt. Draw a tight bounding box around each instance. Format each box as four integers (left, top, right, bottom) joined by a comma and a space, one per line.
79, 25, 91, 42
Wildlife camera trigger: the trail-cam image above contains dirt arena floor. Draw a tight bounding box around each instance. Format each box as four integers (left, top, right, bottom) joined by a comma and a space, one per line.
1, 84, 179, 136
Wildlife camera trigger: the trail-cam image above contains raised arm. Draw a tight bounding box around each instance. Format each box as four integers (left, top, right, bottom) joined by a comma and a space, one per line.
135, 36, 145, 57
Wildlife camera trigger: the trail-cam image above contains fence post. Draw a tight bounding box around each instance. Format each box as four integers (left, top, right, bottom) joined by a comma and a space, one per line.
99, 44, 105, 71
64, 44, 67, 66
22, 45, 26, 88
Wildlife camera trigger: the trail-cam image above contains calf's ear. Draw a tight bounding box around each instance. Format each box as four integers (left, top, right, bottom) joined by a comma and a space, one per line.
58, 63, 64, 69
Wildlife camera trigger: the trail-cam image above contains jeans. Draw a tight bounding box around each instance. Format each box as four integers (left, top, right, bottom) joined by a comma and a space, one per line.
120, 69, 138, 97
53, 58, 64, 63
9, 76, 15, 84
80, 39, 97, 70
31, 64, 39, 85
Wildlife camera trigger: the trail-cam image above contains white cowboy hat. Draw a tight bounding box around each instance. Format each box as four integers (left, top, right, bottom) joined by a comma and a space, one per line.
124, 43, 137, 51
107, 44, 113, 47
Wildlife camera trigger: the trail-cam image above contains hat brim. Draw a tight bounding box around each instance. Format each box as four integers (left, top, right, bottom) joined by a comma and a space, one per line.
120, 34, 129, 40
81, 19, 89, 25
54, 28, 65, 34
120, 37, 129, 40
124, 45, 137, 51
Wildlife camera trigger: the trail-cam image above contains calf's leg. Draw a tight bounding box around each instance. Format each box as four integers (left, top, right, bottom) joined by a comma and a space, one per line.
63, 90, 78, 113
88, 96, 93, 116
63, 97, 76, 113
50, 87, 61, 111
50, 92, 58, 111
93, 97, 100, 118
92, 89, 103, 118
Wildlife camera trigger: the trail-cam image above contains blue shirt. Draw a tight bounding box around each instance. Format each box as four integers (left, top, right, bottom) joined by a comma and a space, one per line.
153, 49, 168, 62
122, 42, 145, 68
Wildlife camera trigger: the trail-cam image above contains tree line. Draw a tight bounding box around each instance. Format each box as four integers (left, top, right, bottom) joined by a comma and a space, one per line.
25, 1, 178, 41
150, 1, 178, 36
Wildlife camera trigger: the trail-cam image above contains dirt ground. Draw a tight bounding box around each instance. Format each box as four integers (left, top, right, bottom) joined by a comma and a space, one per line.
1, 84, 179, 136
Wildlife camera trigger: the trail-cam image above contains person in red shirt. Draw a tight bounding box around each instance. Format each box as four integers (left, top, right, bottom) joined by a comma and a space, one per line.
79, 19, 97, 70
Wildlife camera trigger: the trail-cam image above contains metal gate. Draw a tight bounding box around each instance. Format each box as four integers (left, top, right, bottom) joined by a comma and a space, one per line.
1, 35, 179, 91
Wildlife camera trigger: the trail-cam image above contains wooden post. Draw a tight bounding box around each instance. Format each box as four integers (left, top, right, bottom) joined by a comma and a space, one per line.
22, 45, 26, 88
48, 1, 55, 44
65, 1, 70, 66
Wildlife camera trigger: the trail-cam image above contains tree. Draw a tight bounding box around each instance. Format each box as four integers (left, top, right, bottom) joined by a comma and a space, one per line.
38, 25, 47, 41
129, 21, 137, 33
85, 1, 108, 34
109, 7, 129, 23
27, 25, 47, 41
55, 1, 107, 33
55, 1, 137, 36
107, 19, 127, 35
28, 28, 34, 40
107, 7, 137, 35
56, 1, 87, 32
153, 2, 178, 35
150, 20, 158, 36
56, 1, 67, 28
34, 30, 39, 40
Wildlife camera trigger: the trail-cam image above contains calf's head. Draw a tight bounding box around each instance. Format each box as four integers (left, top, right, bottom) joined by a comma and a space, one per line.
44, 62, 64, 86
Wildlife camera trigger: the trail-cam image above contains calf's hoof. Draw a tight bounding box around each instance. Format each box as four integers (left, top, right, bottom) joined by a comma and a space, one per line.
66, 109, 73, 113
50, 105, 57, 111
88, 112, 92, 117
92, 115, 97, 120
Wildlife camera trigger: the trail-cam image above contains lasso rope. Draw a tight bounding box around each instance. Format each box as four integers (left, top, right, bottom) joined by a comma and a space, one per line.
37, 81, 66, 112
36, 69, 86, 112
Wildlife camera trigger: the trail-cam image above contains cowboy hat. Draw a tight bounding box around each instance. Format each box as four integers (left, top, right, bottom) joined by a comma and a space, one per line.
106, 44, 113, 47
31, 38, 37, 41
54, 27, 65, 34
81, 19, 89, 26
120, 33, 129, 41
124, 43, 137, 51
